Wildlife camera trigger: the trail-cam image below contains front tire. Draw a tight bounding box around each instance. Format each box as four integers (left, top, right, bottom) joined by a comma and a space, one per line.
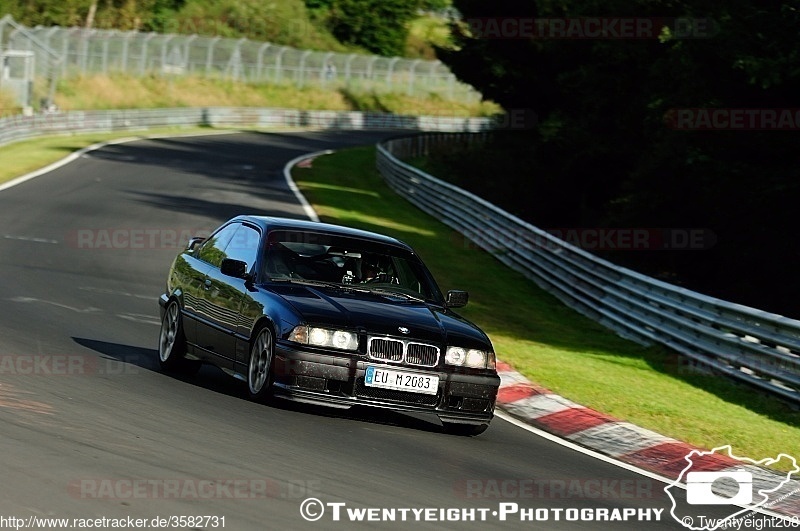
158, 300, 200, 374
159, 300, 187, 370
248, 326, 275, 401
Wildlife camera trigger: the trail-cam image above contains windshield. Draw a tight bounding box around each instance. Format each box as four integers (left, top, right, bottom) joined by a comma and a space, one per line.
263, 230, 444, 303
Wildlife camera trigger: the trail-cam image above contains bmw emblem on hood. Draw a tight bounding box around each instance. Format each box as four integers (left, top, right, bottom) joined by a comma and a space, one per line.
398, 326, 410, 335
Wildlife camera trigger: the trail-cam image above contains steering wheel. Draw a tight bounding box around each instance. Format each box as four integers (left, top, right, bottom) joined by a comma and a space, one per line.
362, 273, 401, 285
362, 273, 386, 284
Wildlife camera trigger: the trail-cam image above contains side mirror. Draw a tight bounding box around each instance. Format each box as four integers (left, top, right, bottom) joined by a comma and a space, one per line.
221, 258, 249, 280
187, 236, 206, 253
446, 290, 469, 308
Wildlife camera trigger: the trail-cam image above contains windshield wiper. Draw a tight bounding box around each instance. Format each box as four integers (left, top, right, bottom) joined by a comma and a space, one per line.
270, 279, 429, 303
269, 278, 340, 288
269, 278, 368, 293
362, 287, 427, 303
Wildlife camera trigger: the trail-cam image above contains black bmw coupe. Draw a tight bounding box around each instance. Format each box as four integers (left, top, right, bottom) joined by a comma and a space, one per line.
158, 216, 500, 435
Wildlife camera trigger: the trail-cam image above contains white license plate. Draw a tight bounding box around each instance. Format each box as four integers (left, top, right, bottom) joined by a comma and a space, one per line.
364, 366, 438, 395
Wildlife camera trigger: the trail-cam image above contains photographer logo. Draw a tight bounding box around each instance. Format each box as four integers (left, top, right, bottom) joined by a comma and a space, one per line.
686, 470, 752, 505
664, 445, 799, 530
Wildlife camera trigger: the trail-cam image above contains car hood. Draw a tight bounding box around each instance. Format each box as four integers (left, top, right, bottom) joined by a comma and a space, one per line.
269, 285, 491, 350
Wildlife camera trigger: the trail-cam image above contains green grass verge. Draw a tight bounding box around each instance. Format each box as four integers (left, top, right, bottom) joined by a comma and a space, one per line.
44, 74, 499, 118
293, 146, 800, 470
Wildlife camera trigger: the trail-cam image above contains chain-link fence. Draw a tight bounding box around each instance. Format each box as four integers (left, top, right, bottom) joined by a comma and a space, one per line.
0, 15, 61, 110
0, 15, 482, 107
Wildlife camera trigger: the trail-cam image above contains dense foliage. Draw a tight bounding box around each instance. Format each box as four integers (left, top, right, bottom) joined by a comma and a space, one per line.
437, 0, 800, 317
305, 0, 450, 56
0, 0, 452, 55
0, 0, 345, 50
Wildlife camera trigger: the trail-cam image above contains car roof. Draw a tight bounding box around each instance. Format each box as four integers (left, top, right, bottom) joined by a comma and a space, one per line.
231, 215, 414, 251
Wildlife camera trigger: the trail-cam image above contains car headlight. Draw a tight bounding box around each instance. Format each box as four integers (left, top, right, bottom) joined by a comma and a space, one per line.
445, 346, 466, 365
445, 346, 495, 369
288, 325, 359, 351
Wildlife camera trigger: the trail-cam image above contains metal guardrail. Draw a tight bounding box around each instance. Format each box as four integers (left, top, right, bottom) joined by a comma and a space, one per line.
0, 107, 492, 148
377, 132, 800, 404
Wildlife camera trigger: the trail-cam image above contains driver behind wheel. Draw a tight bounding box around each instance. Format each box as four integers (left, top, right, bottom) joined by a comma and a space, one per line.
360, 254, 395, 284
361, 258, 379, 283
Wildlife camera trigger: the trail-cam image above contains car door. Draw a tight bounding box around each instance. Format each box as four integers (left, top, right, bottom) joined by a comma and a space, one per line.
188, 222, 240, 362
197, 223, 262, 370
215, 223, 265, 368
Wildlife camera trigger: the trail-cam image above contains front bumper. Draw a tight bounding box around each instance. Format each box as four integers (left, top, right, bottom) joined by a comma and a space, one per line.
271, 342, 500, 425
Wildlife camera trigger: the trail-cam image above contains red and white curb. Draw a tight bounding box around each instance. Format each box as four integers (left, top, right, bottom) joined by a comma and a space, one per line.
495, 361, 800, 519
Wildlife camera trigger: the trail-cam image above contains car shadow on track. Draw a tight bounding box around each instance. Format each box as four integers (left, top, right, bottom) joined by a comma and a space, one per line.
72, 336, 445, 435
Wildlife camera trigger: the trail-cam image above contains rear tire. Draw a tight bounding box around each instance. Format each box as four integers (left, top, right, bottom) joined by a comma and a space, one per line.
248, 326, 275, 402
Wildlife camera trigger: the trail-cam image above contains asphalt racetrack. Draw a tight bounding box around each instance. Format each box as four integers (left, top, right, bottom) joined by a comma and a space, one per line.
0, 131, 751, 530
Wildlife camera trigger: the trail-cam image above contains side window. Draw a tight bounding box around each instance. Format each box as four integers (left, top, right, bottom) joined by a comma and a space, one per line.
196, 223, 239, 267
224, 225, 261, 272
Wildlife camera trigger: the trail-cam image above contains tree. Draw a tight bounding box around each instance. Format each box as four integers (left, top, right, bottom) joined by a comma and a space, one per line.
319, 0, 421, 56
437, 0, 800, 316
